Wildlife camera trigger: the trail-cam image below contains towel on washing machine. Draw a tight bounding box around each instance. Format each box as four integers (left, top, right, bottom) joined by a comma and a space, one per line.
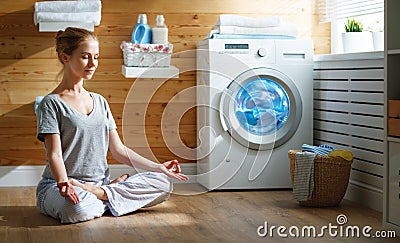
215, 14, 281, 28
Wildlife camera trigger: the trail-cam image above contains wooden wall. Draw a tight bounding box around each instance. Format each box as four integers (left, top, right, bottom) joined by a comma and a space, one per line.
0, 0, 330, 166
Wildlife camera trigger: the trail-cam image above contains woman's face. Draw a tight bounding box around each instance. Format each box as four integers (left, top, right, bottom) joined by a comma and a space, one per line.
65, 38, 99, 80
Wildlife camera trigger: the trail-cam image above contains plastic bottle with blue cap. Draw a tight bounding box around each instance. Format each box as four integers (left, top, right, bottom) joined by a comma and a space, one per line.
131, 14, 152, 44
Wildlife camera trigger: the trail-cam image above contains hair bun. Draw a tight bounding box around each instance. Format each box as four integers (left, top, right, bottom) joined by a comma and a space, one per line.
54, 27, 98, 64
56, 30, 64, 38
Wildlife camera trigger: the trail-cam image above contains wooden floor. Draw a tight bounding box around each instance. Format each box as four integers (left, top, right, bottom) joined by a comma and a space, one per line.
0, 185, 398, 243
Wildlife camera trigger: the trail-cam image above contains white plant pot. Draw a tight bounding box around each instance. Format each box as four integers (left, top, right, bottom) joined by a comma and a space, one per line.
342, 32, 374, 53
372, 32, 384, 51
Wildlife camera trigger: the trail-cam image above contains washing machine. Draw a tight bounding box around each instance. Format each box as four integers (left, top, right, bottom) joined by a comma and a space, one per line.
196, 38, 313, 189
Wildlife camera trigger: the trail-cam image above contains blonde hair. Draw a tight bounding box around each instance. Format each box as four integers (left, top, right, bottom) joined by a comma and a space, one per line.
55, 27, 98, 64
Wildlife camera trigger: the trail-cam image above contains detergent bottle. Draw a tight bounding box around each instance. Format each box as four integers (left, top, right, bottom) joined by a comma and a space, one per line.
151, 15, 168, 44
131, 14, 152, 44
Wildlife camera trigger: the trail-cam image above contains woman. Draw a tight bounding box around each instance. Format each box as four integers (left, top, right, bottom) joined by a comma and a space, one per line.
35, 27, 188, 224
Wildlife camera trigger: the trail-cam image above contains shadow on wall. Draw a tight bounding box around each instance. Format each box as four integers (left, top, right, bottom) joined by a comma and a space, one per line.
0, 103, 45, 166
0, 9, 54, 169
0, 9, 56, 69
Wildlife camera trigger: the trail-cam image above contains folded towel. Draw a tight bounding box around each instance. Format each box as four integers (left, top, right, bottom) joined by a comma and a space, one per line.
212, 23, 298, 37
34, 11, 102, 26
292, 151, 316, 201
216, 14, 281, 28
301, 144, 335, 156
35, 1, 101, 13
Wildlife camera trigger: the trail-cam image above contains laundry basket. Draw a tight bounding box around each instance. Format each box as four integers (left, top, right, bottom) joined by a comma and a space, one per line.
288, 150, 353, 207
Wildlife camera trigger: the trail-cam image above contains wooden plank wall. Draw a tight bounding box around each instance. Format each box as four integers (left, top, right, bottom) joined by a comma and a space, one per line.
0, 0, 330, 166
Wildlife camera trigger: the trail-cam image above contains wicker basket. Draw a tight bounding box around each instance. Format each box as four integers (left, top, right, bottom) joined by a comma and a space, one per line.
288, 150, 353, 207
120, 41, 173, 67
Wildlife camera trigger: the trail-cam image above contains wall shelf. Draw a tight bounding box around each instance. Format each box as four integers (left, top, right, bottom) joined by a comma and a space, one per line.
387, 136, 400, 143
388, 49, 400, 55
121, 65, 179, 78
38, 22, 95, 32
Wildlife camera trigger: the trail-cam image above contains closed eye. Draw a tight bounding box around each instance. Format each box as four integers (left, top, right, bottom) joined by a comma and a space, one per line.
81, 53, 99, 60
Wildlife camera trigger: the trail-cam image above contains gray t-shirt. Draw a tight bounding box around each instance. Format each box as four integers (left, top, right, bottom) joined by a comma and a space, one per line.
36, 92, 117, 182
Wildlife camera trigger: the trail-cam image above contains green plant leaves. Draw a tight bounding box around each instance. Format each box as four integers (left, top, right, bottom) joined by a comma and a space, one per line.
344, 18, 363, 32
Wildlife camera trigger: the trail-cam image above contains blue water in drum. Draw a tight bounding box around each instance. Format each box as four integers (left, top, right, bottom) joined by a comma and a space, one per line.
234, 78, 290, 136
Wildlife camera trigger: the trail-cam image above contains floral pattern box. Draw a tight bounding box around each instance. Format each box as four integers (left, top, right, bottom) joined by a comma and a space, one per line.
120, 41, 173, 67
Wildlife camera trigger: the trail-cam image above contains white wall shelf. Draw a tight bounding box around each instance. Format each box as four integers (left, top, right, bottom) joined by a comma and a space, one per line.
388, 49, 400, 55
121, 65, 179, 79
388, 136, 400, 143
314, 51, 383, 62
38, 22, 94, 32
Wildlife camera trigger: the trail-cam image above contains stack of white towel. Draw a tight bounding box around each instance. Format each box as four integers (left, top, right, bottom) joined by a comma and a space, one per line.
209, 14, 298, 39
34, 0, 102, 26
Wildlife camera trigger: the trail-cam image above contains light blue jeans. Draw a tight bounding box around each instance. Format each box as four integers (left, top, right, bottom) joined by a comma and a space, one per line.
36, 172, 172, 224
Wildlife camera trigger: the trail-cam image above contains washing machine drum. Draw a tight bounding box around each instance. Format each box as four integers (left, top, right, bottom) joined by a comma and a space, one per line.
220, 67, 302, 150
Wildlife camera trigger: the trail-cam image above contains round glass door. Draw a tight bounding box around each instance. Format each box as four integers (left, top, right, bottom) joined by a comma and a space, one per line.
234, 78, 290, 136
219, 67, 302, 150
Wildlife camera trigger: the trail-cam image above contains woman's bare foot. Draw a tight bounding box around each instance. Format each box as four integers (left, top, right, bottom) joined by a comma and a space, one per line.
68, 178, 109, 201
68, 174, 130, 201
110, 174, 129, 184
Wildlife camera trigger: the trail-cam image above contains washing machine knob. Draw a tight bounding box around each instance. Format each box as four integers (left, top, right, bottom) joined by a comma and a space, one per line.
257, 48, 267, 57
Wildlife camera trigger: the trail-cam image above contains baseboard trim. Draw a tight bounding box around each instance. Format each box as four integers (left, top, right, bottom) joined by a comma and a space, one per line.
0, 166, 45, 187
0, 163, 197, 187
345, 180, 382, 212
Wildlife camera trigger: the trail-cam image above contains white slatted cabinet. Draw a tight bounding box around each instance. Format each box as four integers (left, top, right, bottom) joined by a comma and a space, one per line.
313, 52, 384, 211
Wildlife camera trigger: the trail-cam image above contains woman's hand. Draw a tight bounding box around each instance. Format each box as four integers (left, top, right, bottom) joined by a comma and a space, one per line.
161, 160, 189, 181
57, 181, 80, 205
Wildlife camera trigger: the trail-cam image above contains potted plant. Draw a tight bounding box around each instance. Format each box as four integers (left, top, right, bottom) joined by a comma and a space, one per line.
371, 20, 384, 51
342, 18, 373, 53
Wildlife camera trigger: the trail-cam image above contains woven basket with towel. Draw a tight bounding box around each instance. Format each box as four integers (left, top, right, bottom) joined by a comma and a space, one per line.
288, 148, 353, 207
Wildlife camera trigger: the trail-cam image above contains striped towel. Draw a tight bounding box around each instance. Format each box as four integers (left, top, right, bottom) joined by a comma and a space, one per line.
301, 144, 335, 156
292, 151, 316, 201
